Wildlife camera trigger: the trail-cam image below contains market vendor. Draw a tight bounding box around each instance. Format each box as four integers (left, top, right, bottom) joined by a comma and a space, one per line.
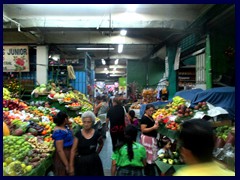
140, 104, 160, 176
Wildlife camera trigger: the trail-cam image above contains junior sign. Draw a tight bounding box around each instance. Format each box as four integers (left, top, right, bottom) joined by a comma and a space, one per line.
3, 46, 30, 72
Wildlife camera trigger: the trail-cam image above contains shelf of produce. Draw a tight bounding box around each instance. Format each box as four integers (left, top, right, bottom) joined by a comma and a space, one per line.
25, 153, 53, 176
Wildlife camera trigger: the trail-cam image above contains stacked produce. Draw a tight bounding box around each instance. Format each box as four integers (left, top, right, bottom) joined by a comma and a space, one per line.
3, 78, 23, 98
193, 102, 209, 111
3, 88, 11, 100
158, 151, 184, 165
142, 88, 158, 103
3, 135, 50, 176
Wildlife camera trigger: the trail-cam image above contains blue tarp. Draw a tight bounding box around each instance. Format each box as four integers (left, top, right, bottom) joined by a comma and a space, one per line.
191, 87, 235, 119
140, 87, 235, 120
173, 88, 204, 102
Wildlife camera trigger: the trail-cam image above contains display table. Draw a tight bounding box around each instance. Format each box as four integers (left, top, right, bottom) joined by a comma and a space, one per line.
155, 159, 185, 175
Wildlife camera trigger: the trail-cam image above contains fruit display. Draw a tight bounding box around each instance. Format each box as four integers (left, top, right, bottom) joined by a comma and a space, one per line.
158, 151, 184, 165
3, 87, 11, 100
3, 136, 33, 163
193, 102, 209, 111
215, 125, 232, 141
3, 99, 28, 111
165, 121, 180, 131
142, 88, 157, 103
175, 104, 194, 119
72, 116, 83, 126
3, 78, 23, 98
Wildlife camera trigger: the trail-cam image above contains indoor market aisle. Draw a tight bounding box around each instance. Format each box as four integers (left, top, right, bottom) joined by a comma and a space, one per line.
99, 131, 112, 176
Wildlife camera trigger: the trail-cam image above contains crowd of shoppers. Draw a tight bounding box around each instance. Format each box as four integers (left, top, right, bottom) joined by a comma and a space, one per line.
51, 95, 234, 176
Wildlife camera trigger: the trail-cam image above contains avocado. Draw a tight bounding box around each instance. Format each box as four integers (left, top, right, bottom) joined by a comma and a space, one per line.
174, 159, 180, 165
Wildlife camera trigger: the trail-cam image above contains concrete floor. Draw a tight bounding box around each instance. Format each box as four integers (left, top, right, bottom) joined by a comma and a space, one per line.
99, 130, 142, 176
99, 131, 112, 176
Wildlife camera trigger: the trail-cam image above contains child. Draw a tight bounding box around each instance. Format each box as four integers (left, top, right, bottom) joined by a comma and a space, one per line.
157, 136, 172, 156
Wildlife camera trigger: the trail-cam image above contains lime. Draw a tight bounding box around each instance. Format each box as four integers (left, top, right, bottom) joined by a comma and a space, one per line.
21, 163, 26, 169
25, 165, 33, 172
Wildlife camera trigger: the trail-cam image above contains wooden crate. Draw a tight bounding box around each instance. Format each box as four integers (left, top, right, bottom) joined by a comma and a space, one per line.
211, 120, 233, 128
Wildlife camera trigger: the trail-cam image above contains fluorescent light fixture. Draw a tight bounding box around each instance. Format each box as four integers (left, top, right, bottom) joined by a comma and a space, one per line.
118, 44, 123, 53
127, 4, 137, 12
101, 59, 106, 65
120, 30, 127, 36
76, 47, 114, 50
115, 59, 119, 65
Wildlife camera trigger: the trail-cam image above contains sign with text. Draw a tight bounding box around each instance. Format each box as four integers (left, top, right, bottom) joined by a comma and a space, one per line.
3, 46, 30, 72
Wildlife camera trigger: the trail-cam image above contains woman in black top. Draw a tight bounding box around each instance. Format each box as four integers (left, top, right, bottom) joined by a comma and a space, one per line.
106, 97, 125, 151
69, 111, 104, 176
140, 104, 160, 176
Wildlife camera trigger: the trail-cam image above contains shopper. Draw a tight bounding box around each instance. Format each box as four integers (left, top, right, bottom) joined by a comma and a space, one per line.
128, 110, 139, 127
173, 119, 235, 176
69, 111, 104, 176
94, 95, 109, 116
106, 97, 125, 151
52, 111, 74, 176
140, 104, 160, 176
157, 136, 172, 156
111, 124, 147, 176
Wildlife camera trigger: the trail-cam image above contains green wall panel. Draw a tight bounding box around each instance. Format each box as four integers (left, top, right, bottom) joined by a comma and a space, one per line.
166, 46, 177, 99
127, 59, 165, 90
127, 60, 147, 90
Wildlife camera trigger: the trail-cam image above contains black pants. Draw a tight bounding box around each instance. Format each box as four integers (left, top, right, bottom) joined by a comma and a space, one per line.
144, 163, 157, 176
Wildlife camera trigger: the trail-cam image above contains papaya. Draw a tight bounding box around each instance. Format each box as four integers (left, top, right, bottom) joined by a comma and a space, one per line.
3, 122, 10, 136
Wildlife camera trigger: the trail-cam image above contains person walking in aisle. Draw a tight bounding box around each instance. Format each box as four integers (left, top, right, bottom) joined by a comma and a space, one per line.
173, 118, 235, 176
69, 111, 104, 176
52, 111, 74, 176
140, 104, 160, 176
106, 97, 125, 151
111, 124, 147, 176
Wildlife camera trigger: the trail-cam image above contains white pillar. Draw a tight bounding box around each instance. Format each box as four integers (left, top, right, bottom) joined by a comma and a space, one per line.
36, 46, 48, 85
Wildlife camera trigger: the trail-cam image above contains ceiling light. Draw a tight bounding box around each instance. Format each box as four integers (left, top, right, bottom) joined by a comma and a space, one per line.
115, 59, 119, 65
102, 59, 106, 65
127, 4, 138, 12
76, 47, 114, 50
120, 30, 127, 36
118, 44, 123, 53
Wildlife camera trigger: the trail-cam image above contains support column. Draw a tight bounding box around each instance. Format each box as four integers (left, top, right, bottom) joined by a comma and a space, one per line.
36, 46, 48, 85
205, 34, 212, 89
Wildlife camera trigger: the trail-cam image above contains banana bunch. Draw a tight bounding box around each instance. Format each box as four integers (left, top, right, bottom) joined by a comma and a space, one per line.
27, 137, 55, 153
3, 87, 11, 100
67, 65, 76, 79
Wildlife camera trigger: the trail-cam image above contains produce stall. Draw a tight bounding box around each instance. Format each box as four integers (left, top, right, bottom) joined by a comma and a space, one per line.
149, 95, 235, 175
3, 86, 95, 176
